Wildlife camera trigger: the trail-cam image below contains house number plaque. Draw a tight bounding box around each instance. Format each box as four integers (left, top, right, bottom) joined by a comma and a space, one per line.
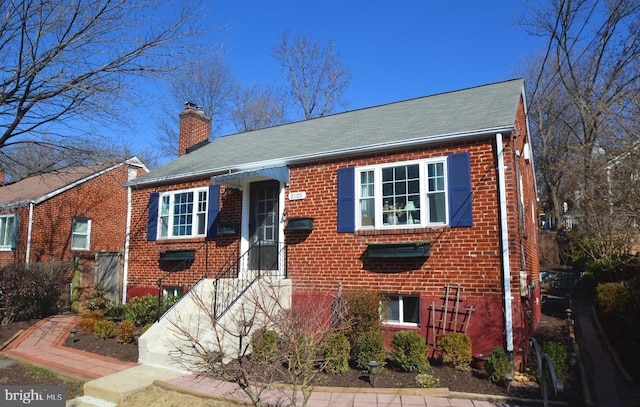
288, 191, 306, 200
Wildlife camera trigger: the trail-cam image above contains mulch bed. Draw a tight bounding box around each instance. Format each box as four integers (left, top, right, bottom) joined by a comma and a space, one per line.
0, 313, 580, 404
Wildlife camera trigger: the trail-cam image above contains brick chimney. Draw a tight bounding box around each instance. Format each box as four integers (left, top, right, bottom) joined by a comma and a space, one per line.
178, 102, 211, 156
0, 167, 4, 185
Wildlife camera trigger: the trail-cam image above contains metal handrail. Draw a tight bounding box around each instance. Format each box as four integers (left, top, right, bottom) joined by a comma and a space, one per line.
531, 337, 564, 407
213, 240, 287, 319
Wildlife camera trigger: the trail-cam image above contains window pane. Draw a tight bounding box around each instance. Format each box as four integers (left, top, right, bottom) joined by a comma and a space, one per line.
74, 219, 88, 234
173, 192, 194, 236
382, 164, 419, 226
387, 296, 400, 322
402, 296, 420, 324
0, 218, 7, 246
72, 235, 87, 249
428, 192, 446, 223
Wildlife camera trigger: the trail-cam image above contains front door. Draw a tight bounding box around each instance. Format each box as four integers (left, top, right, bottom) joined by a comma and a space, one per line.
249, 180, 280, 272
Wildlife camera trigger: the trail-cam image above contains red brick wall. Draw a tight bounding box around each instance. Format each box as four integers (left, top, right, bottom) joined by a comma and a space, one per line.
126, 98, 540, 365
126, 180, 243, 297
0, 164, 142, 268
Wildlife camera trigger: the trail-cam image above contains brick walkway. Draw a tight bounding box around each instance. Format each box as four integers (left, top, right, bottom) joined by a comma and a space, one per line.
2, 314, 137, 381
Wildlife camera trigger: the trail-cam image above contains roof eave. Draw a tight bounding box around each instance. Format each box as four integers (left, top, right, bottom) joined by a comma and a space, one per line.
128, 126, 515, 188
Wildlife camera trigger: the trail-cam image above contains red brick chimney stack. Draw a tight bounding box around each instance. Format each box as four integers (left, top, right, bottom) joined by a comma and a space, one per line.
0, 167, 4, 185
178, 102, 211, 156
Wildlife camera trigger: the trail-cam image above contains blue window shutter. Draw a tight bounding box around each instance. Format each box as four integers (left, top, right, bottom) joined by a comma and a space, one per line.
11, 213, 19, 249
337, 167, 355, 233
448, 152, 473, 227
147, 192, 159, 241
207, 185, 221, 238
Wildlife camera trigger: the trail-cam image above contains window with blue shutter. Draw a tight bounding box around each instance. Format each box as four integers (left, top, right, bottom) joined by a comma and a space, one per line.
337, 167, 355, 232
148, 186, 221, 240
447, 152, 473, 227
346, 152, 473, 230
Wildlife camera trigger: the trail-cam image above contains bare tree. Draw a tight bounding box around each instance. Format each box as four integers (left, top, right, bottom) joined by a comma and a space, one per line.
273, 31, 351, 120
0, 0, 207, 171
167, 278, 348, 407
230, 84, 289, 132
155, 51, 237, 160
522, 0, 640, 267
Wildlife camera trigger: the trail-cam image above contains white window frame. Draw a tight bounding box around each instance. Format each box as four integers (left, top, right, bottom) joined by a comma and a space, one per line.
0, 214, 16, 250
157, 187, 208, 239
355, 158, 448, 230
384, 295, 420, 326
71, 217, 92, 251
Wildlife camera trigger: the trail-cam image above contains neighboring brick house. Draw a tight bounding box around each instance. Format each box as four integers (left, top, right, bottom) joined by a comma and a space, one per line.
0, 158, 148, 303
126, 79, 541, 367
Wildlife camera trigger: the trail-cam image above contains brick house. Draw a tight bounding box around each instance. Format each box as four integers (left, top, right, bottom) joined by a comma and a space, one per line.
0, 158, 148, 303
126, 79, 541, 368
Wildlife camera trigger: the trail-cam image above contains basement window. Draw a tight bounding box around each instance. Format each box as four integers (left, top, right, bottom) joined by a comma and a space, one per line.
384, 295, 420, 326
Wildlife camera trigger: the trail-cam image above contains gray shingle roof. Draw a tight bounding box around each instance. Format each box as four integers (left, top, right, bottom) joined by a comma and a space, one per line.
132, 78, 524, 187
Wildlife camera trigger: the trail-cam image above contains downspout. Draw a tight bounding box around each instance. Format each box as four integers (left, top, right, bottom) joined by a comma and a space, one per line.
496, 133, 514, 365
25, 202, 34, 265
122, 185, 132, 304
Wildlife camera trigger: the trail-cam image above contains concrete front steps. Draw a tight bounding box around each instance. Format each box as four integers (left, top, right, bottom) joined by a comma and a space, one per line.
66, 365, 182, 406
138, 276, 292, 370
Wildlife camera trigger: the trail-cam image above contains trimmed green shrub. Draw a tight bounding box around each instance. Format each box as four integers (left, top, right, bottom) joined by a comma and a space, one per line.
541, 341, 568, 381
322, 333, 350, 374
486, 347, 511, 385
116, 320, 136, 344
125, 294, 178, 326
344, 289, 387, 345
438, 332, 472, 370
390, 331, 430, 373
250, 329, 279, 364
355, 331, 386, 370
415, 373, 440, 388
104, 302, 127, 321
94, 319, 117, 340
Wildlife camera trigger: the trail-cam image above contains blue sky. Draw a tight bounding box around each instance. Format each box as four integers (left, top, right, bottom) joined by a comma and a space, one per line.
129, 1, 546, 160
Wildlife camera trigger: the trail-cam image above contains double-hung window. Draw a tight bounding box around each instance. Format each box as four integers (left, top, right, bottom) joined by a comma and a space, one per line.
0, 214, 17, 250
71, 217, 92, 250
356, 158, 448, 229
158, 188, 208, 239
385, 295, 420, 325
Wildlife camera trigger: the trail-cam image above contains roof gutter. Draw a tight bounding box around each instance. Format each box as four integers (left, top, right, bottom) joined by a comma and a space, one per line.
25, 202, 34, 266
496, 132, 515, 365
128, 125, 515, 188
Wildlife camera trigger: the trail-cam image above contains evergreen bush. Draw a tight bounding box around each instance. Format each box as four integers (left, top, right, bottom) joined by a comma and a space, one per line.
116, 320, 136, 343
438, 332, 472, 370
321, 333, 350, 374
390, 330, 430, 373
93, 319, 117, 340
250, 329, 279, 364
486, 346, 511, 385
415, 373, 440, 388
344, 289, 386, 345
355, 331, 386, 370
